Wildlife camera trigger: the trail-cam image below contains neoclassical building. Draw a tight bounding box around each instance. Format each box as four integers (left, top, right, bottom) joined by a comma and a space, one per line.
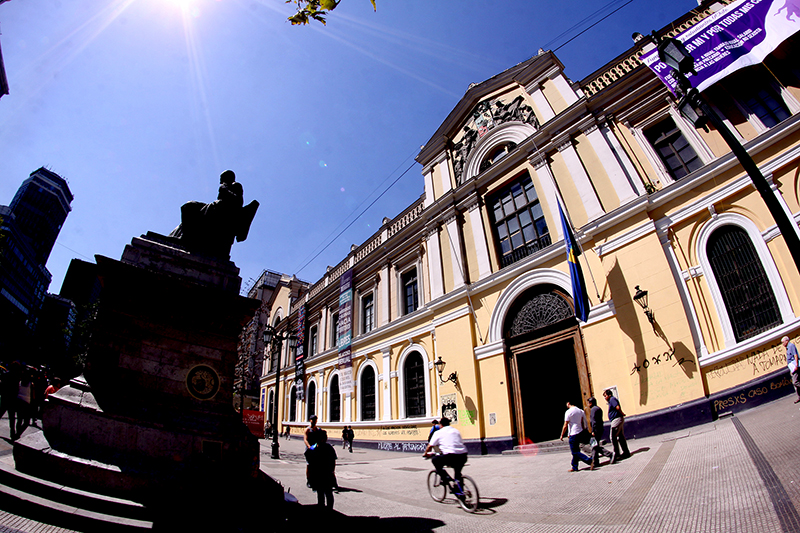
255, 0, 800, 452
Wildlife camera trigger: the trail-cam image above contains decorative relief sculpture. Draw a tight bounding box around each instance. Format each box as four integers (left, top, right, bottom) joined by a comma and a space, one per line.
452, 95, 539, 185
169, 170, 259, 259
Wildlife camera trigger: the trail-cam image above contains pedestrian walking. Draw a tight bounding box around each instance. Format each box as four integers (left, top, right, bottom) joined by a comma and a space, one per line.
345, 425, 354, 452
603, 389, 630, 461
306, 430, 337, 509
782, 336, 800, 403
0, 362, 20, 431
588, 397, 614, 467
560, 400, 593, 472
14, 367, 33, 441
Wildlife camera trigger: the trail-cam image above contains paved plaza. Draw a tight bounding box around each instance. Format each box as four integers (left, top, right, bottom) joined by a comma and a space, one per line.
0, 395, 797, 532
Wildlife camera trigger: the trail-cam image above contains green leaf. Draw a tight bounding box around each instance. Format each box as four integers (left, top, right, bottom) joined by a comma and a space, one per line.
370, 0, 376, 11
320, 0, 339, 10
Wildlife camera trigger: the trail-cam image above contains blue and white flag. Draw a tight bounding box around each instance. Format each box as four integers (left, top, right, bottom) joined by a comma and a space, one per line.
559, 203, 591, 323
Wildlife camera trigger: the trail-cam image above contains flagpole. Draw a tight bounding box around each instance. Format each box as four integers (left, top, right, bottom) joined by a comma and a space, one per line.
556, 196, 602, 302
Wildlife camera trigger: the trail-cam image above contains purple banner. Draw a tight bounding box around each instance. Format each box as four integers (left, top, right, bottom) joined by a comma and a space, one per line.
641, 0, 800, 93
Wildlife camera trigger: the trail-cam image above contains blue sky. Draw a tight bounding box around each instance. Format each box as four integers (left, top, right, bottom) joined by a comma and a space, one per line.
0, 0, 701, 294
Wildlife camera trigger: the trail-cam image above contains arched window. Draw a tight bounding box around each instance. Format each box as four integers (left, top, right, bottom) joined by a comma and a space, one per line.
404, 352, 426, 418
307, 381, 317, 419
267, 390, 274, 420
329, 375, 341, 422
360, 365, 376, 421
707, 225, 781, 342
289, 385, 297, 422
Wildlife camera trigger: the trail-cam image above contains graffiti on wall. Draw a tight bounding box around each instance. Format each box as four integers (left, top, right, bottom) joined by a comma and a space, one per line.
377, 441, 427, 452
630, 347, 695, 375
706, 337, 792, 381
713, 375, 793, 412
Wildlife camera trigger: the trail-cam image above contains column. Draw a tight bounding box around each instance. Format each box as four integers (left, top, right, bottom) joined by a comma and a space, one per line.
423, 167, 435, 208
556, 137, 604, 222
444, 213, 465, 289
583, 123, 638, 204
529, 157, 563, 241
467, 199, 492, 280
528, 85, 555, 123
379, 262, 391, 326
426, 225, 445, 300
381, 348, 392, 420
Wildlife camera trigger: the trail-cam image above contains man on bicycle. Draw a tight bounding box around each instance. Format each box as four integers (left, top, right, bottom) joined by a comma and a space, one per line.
424, 416, 467, 485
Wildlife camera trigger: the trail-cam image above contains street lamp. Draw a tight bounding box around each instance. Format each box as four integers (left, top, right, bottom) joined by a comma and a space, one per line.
433, 356, 458, 385
633, 285, 655, 329
263, 322, 297, 460
651, 33, 800, 276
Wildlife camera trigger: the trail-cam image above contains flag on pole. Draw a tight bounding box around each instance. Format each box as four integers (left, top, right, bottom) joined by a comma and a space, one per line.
559, 203, 591, 322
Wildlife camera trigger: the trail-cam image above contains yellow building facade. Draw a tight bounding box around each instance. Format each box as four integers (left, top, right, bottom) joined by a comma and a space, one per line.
257, 0, 800, 452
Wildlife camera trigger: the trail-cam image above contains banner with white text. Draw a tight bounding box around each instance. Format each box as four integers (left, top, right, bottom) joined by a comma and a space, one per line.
640, 0, 800, 94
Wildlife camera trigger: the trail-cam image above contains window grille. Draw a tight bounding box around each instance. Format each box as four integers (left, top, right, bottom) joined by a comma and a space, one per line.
404, 352, 426, 418
402, 268, 419, 315
489, 173, 551, 268
330, 375, 341, 422
362, 293, 374, 333
708, 225, 781, 342
360, 366, 376, 420
307, 381, 316, 419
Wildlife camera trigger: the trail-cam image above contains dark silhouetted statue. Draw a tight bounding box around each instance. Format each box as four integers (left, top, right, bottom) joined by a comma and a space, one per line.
169, 170, 259, 259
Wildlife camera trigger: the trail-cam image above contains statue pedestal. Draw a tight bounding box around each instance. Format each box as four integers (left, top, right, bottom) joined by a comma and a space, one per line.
14, 233, 281, 512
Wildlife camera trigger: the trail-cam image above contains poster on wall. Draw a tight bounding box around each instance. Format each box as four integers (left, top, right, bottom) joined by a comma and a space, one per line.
640, 0, 800, 93
338, 269, 354, 394
440, 393, 458, 423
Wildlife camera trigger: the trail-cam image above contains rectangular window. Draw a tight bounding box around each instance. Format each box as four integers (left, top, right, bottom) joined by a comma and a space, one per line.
402, 268, 419, 315
330, 312, 339, 348
644, 118, 703, 180
362, 293, 374, 333
489, 173, 551, 268
309, 325, 318, 356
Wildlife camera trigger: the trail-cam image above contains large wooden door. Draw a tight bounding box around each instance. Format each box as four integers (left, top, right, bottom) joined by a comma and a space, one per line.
507, 327, 592, 445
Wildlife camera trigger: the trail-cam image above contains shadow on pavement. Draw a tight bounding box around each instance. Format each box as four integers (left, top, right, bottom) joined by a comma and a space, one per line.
286, 506, 445, 532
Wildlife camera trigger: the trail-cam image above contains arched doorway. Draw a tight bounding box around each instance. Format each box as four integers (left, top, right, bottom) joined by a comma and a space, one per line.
504, 285, 592, 444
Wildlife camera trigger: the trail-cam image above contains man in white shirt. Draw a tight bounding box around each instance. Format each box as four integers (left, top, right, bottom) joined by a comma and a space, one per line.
424, 416, 468, 484
782, 336, 800, 404
560, 400, 593, 472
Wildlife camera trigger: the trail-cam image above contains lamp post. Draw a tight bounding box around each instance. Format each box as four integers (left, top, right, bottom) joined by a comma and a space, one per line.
433, 356, 458, 385
633, 285, 656, 329
653, 33, 800, 275
263, 322, 297, 460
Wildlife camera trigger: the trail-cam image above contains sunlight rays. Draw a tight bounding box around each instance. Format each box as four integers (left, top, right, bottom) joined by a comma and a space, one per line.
0, 0, 138, 129
178, 1, 221, 173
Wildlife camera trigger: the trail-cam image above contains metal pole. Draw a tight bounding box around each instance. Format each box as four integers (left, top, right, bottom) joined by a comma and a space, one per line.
271, 339, 281, 460
692, 91, 800, 274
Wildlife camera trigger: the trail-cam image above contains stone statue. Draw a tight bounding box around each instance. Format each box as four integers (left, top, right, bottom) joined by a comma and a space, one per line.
169, 170, 259, 259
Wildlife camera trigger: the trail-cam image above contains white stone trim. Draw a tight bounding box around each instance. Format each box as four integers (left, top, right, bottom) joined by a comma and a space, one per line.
355, 358, 379, 422
464, 122, 537, 182
487, 268, 572, 343
556, 139, 604, 222
397, 343, 433, 419
696, 212, 795, 354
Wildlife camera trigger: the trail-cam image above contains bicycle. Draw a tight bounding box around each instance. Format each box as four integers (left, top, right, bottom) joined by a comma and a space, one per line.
424, 455, 480, 512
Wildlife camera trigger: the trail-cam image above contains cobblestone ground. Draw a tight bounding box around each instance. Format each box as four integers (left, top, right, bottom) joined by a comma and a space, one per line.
0, 396, 797, 532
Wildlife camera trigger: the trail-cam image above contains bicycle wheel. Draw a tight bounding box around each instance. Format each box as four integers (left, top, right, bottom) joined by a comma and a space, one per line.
456, 475, 480, 512
427, 470, 446, 502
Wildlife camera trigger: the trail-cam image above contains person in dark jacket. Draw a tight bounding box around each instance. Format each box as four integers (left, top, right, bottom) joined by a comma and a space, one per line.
588, 397, 615, 468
